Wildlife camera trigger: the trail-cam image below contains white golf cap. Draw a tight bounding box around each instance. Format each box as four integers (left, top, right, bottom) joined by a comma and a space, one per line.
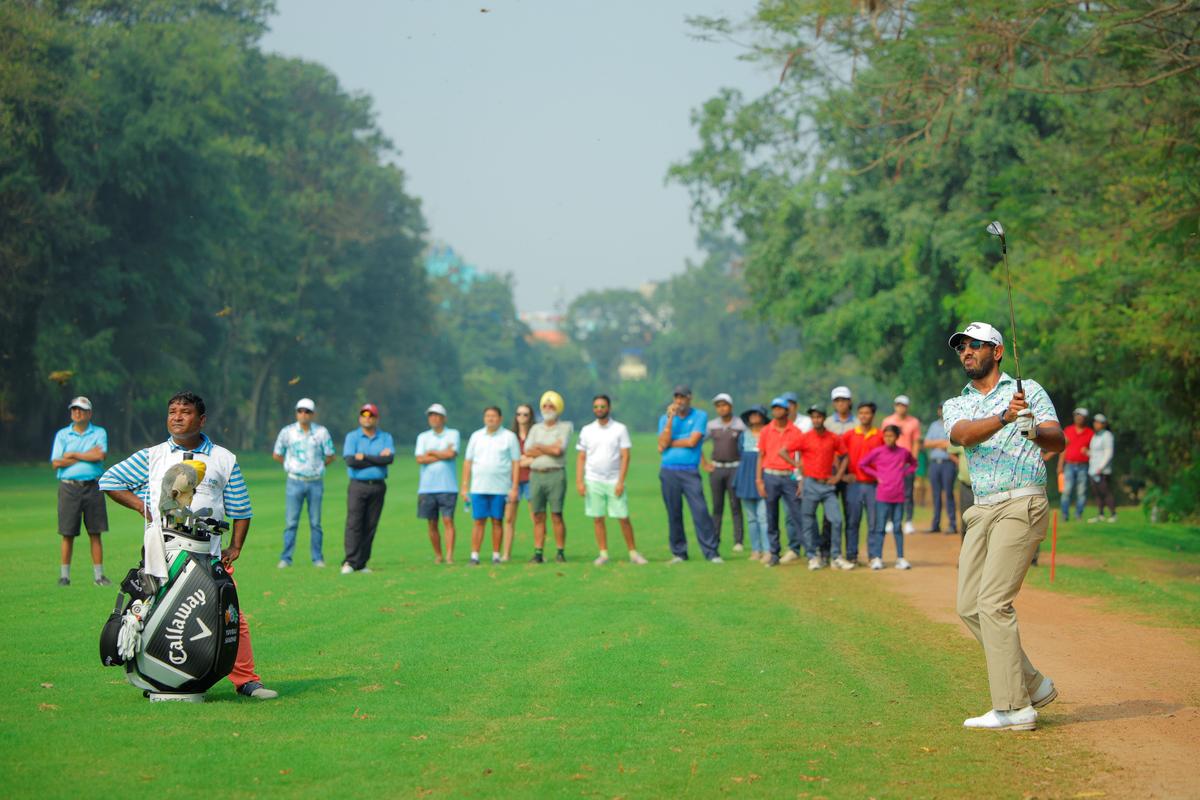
711, 392, 733, 405
948, 321, 1004, 349
295, 397, 315, 411
68, 396, 92, 411
426, 403, 448, 417
893, 394, 911, 406
831, 386, 852, 400
1073, 407, 1089, 417
1094, 413, 1107, 423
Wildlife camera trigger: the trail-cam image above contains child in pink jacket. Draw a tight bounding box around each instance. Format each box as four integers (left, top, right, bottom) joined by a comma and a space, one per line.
859, 425, 918, 570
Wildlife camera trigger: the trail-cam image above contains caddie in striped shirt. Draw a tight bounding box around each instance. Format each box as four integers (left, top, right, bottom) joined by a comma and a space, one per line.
942, 322, 1064, 732
99, 391, 278, 700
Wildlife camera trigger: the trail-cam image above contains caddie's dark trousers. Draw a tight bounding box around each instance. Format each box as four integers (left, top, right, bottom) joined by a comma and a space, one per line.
929, 460, 958, 532
763, 473, 803, 557
344, 479, 387, 570
709, 466, 744, 545
660, 468, 720, 560
819, 481, 849, 558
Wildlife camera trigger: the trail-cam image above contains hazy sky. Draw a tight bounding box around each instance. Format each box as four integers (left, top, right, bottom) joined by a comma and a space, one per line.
261, 0, 769, 312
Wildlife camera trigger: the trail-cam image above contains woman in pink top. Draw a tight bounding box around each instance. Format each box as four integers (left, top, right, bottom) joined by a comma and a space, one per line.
859, 426, 918, 570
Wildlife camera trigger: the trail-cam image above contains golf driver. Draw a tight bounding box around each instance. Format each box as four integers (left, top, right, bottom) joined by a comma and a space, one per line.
987, 220, 1035, 439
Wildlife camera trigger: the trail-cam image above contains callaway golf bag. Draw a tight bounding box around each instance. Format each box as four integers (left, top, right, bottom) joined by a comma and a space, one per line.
100, 463, 240, 701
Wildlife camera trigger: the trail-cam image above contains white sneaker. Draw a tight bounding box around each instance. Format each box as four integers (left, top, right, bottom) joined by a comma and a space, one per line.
903, 521, 915, 535
807, 557, 823, 571
593, 555, 609, 566
709, 556, 725, 564
779, 550, 800, 564
885, 520, 894, 534
895, 558, 912, 570
1030, 676, 1058, 708
667, 556, 685, 565
1107, 514, 1118, 523
357, 567, 372, 574
313, 560, 326, 568
732, 543, 744, 552
340, 564, 354, 575
832, 557, 856, 570
629, 552, 648, 565
963, 705, 1037, 731
1087, 516, 1102, 524
869, 557, 884, 571
277, 560, 290, 569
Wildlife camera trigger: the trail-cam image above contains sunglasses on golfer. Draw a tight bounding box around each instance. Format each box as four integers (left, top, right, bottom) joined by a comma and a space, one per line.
954, 339, 992, 353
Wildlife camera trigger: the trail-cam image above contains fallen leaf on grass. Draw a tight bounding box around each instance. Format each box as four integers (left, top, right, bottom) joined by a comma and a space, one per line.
38, 703, 59, 711
352, 707, 369, 720
482, 768, 493, 776
232, 732, 240, 737
360, 684, 382, 693
919, 746, 936, 753
694, 703, 710, 708
731, 776, 744, 784
570, 773, 587, 781
868, 721, 882, 727
747, 773, 761, 783
279, 769, 291, 775
40, 683, 53, 689
379, 607, 396, 614
798, 774, 824, 782
411, 734, 427, 741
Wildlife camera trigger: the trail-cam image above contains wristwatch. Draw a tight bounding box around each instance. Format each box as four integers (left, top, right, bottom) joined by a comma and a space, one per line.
997, 411, 1009, 426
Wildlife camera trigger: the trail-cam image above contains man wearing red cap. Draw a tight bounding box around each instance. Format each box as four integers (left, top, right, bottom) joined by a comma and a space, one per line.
341, 403, 394, 574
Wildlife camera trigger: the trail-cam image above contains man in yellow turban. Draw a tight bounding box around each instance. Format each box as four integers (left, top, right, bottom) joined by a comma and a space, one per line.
525, 390, 574, 563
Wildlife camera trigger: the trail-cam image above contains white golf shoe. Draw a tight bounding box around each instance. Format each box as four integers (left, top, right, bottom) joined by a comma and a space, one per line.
869, 557, 884, 571
895, 558, 912, 570
832, 557, 856, 570
963, 705, 1037, 731
1031, 676, 1058, 709
807, 557, 823, 571
779, 550, 801, 564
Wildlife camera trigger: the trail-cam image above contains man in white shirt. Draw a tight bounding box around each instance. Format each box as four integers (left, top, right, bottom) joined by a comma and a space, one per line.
576, 394, 647, 566
272, 398, 335, 568
461, 407, 520, 566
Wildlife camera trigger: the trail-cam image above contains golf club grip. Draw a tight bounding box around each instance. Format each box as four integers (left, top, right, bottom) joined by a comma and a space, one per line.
1016, 378, 1023, 394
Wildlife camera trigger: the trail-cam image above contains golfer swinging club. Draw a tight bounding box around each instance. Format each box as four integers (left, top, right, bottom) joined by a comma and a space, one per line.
943, 321, 1065, 731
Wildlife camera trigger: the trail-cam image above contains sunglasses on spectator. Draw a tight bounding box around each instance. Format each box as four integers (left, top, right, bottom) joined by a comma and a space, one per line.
593, 404, 608, 409
954, 339, 991, 353
360, 411, 375, 418
297, 409, 313, 414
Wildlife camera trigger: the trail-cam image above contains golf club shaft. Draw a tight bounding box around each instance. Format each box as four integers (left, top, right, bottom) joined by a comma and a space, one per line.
1000, 243, 1023, 395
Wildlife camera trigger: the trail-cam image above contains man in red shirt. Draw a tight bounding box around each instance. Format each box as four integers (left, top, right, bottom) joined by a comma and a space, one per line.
842, 402, 883, 565
1058, 407, 1094, 521
754, 397, 805, 567
795, 406, 849, 571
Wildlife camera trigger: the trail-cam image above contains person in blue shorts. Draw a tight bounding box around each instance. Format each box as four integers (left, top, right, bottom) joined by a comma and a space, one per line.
461, 407, 521, 566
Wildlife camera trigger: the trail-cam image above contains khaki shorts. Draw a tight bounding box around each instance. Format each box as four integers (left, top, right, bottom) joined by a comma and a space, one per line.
585, 479, 629, 519
529, 469, 566, 515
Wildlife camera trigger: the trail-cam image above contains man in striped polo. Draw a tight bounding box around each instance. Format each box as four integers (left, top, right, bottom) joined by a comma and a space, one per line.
100, 391, 278, 700
944, 322, 1064, 731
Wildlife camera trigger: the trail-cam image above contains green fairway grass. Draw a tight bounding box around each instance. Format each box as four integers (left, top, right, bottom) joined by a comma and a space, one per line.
0, 433, 1129, 798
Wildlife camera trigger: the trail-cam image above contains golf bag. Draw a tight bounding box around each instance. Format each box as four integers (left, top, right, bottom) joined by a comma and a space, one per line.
100, 512, 240, 700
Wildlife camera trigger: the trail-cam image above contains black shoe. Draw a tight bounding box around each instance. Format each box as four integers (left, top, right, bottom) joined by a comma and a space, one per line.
555, 551, 566, 563
95, 575, 112, 587
529, 553, 544, 564
57, 577, 70, 587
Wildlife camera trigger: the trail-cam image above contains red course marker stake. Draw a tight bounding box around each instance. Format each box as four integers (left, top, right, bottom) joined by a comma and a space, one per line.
1050, 511, 1058, 582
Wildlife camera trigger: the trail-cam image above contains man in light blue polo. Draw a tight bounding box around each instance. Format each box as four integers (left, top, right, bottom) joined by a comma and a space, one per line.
415, 403, 460, 564
657, 385, 721, 563
273, 397, 336, 568
50, 396, 110, 586
341, 403, 395, 574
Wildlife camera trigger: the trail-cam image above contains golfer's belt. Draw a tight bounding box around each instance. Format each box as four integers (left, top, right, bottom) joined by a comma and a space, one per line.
973, 486, 1045, 507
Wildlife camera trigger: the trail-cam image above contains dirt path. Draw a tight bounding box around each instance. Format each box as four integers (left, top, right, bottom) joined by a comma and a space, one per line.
875, 531, 1200, 799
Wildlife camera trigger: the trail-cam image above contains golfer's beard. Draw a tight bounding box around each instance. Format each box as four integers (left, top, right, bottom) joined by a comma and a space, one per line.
963, 353, 995, 380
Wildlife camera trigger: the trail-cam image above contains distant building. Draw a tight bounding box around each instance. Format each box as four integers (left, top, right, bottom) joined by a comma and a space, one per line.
425, 243, 480, 287
521, 309, 568, 348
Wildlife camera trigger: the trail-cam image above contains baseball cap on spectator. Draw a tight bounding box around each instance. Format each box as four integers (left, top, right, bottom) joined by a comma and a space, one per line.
712, 392, 733, 405
295, 398, 315, 412
1094, 413, 1107, 423
831, 386, 852, 400
426, 403, 447, 417
894, 395, 911, 406
770, 396, 789, 410
360, 403, 380, 417
781, 391, 799, 404
948, 321, 1004, 349
1073, 407, 1089, 417
672, 384, 692, 397
807, 405, 826, 416
68, 396, 92, 411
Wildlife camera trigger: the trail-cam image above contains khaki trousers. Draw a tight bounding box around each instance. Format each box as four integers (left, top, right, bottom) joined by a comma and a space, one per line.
956, 493, 1048, 710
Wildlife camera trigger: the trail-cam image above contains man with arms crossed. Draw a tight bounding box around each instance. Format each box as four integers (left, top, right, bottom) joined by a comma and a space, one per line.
657, 385, 721, 563
525, 391, 573, 563
342, 403, 394, 574
51, 396, 110, 586
273, 398, 336, 568
100, 391, 277, 699
944, 322, 1064, 731
576, 395, 648, 565
415, 403, 460, 564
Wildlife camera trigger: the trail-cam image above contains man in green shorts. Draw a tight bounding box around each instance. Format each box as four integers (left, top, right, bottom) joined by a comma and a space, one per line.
525, 390, 573, 563
576, 394, 648, 565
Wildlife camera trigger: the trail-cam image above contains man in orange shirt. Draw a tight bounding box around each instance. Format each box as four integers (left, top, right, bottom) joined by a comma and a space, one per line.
842, 402, 883, 565
795, 406, 849, 571
754, 397, 805, 567
881, 395, 922, 535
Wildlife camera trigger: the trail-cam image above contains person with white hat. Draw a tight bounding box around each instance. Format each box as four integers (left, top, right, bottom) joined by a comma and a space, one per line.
272, 398, 336, 568
50, 396, 110, 586
881, 393, 922, 535
415, 403, 461, 563
1087, 414, 1116, 523
702, 392, 747, 552
943, 321, 1065, 731
819, 386, 857, 561
1057, 407, 1094, 521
